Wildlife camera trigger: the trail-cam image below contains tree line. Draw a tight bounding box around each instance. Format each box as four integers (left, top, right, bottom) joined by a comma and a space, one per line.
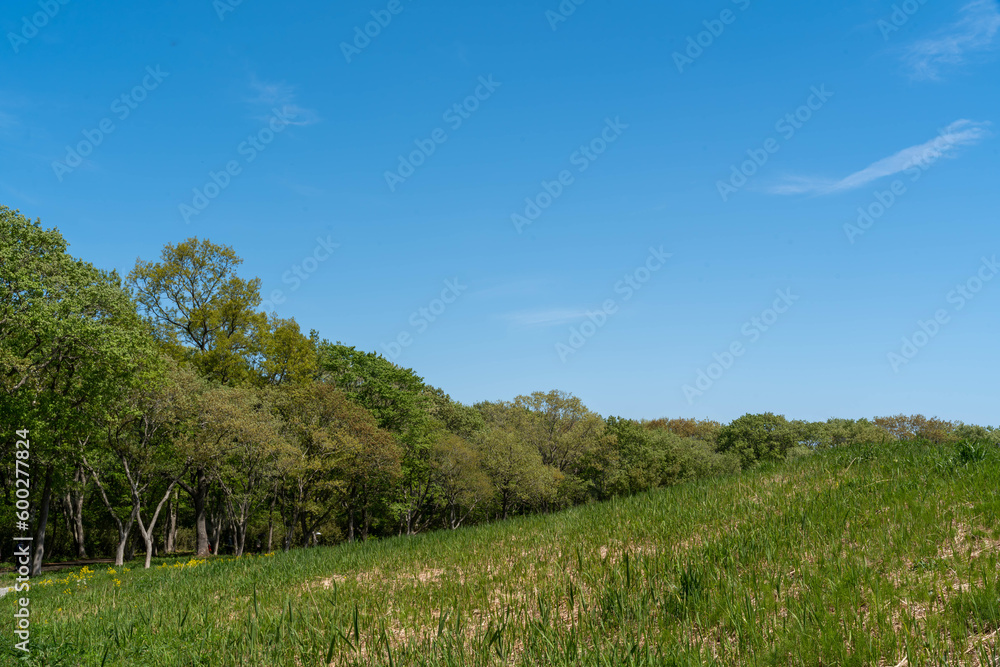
2, 205, 997, 572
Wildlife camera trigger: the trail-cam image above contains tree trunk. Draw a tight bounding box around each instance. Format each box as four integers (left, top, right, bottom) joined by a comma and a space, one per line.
209, 494, 223, 555
61, 495, 72, 547
195, 493, 209, 555
266, 489, 276, 553
138, 482, 177, 569
114, 539, 127, 567
51, 504, 60, 559
71, 493, 87, 558
283, 500, 299, 552
299, 514, 310, 548
86, 460, 133, 567
233, 521, 246, 557
30, 465, 54, 576
164, 488, 178, 554
281, 495, 298, 552
180, 469, 211, 556
62, 465, 88, 559
112, 508, 138, 567
124, 531, 136, 562
162, 498, 170, 552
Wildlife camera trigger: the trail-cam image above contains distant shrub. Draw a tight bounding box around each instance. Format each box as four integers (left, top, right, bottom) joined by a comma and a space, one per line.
676, 439, 741, 479
786, 445, 813, 460
873, 414, 961, 444
593, 417, 665, 499
644, 418, 722, 446
954, 423, 1000, 446
716, 413, 797, 468
649, 430, 740, 483
799, 418, 892, 449
591, 418, 740, 501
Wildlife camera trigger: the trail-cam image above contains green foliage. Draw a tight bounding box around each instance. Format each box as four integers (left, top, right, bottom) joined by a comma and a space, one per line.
1, 206, 155, 453
273, 381, 402, 543
251, 315, 317, 387
654, 430, 741, 482
474, 392, 616, 512
873, 414, 960, 444
644, 417, 722, 446
127, 237, 263, 385
424, 386, 486, 440
593, 417, 664, 498
511, 390, 606, 476
317, 342, 429, 437
474, 427, 557, 519
429, 432, 492, 529
954, 422, 1000, 445
716, 412, 796, 468
796, 417, 891, 449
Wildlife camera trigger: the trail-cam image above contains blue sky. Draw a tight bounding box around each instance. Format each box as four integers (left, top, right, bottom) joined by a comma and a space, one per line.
3, 0, 998, 425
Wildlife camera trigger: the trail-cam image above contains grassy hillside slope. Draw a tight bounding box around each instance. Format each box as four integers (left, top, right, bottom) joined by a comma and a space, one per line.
5, 441, 999, 666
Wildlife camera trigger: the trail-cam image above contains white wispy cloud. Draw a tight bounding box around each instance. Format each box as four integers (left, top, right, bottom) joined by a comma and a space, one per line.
248, 75, 320, 126
768, 120, 991, 196
248, 77, 296, 106
501, 308, 589, 328
904, 0, 1000, 80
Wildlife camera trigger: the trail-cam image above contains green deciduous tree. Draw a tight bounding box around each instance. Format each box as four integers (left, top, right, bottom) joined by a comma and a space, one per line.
317, 343, 429, 435
201, 386, 289, 557
513, 391, 606, 475
590, 417, 664, 499
430, 432, 492, 529
650, 429, 740, 483
317, 343, 433, 534
1, 206, 155, 574
127, 237, 263, 385
954, 423, 1000, 445
174, 384, 252, 557
475, 427, 557, 520
250, 316, 317, 387
274, 382, 401, 545
717, 412, 796, 469
86, 357, 197, 567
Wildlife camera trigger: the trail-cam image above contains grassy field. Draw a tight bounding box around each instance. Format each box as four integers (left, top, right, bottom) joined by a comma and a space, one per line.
3, 440, 999, 666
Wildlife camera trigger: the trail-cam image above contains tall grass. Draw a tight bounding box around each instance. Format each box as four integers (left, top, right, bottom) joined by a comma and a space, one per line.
3, 440, 998, 665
